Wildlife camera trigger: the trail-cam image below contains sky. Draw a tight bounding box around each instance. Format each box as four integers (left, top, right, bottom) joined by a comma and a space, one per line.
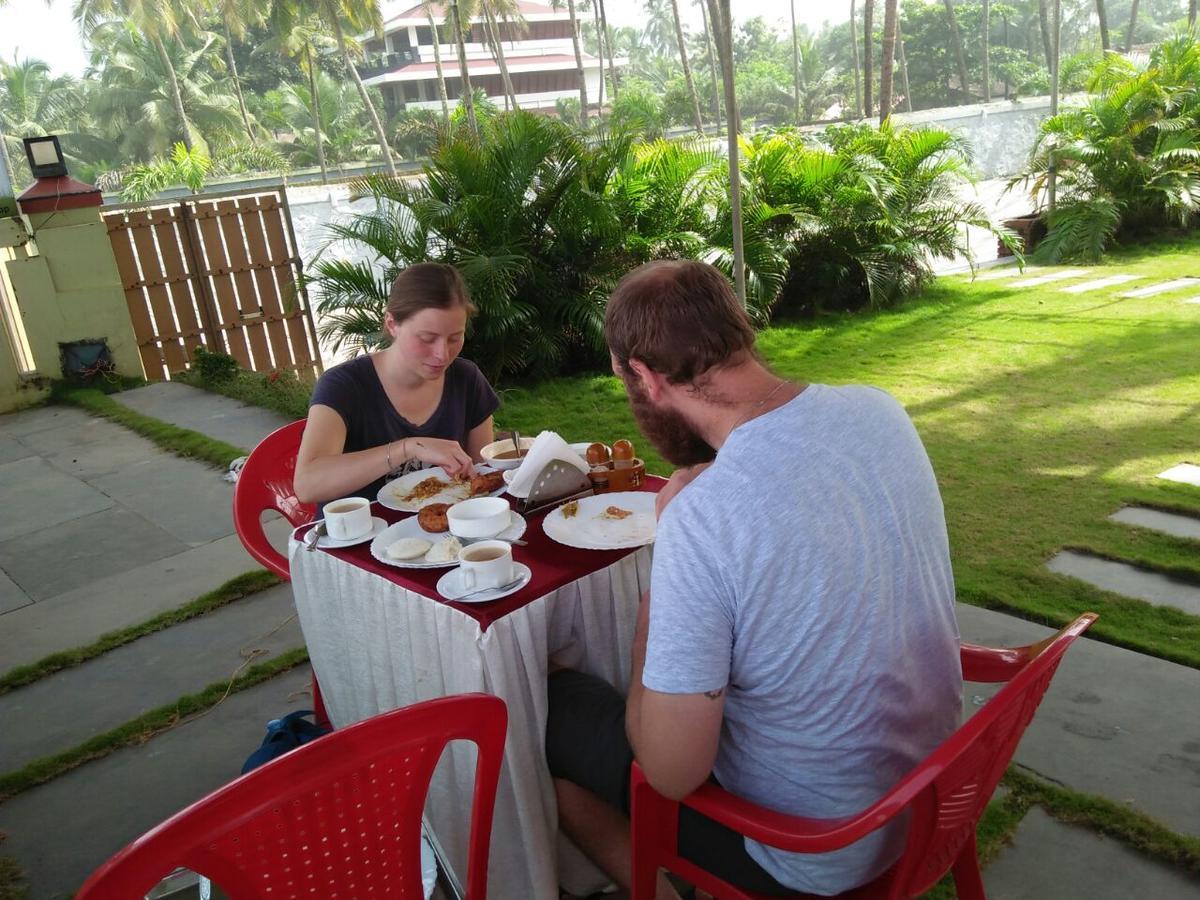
0, 0, 851, 78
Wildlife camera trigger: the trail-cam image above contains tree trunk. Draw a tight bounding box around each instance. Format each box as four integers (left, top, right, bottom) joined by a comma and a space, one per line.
154, 34, 193, 151
449, 0, 478, 135
1190, 0, 1197, 28
899, 22, 913, 112
428, 10, 451, 124
305, 47, 329, 184
850, 0, 863, 118
791, 0, 801, 122
1049, 0, 1060, 210
701, 0, 722, 129
484, 7, 518, 111
863, 0, 874, 116
706, 0, 745, 307
1095, 0, 1110, 51
328, 12, 397, 176
1037, 0, 1054, 69
878, 0, 897, 123
942, 0, 971, 101
223, 21, 257, 144
1125, 0, 1139, 51
670, 0, 704, 133
599, 0, 618, 98
591, 0, 605, 108
566, 0, 589, 123
982, 0, 991, 101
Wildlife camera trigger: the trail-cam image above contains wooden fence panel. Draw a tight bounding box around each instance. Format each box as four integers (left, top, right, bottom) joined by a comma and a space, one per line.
105, 212, 165, 378
260, 195, 321, 379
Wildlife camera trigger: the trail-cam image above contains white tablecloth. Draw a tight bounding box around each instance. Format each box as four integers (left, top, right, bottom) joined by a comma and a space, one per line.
288, 537, 651, 900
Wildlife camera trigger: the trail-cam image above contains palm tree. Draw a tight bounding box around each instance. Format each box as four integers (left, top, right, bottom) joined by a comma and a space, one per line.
313, 0, 396, 176
898, 17, 912, 112
1125, 0, 1139, 51
1037, 0, 1053, 68
598, 0, 618, 98
669, 0, 703, 133
704, 0, 745, 305
795, 35, 838, 123
878, 0, 897, 122
447, 0, 478, 135
942, 0, 971, 101
863, 0, 874, 116
424, 3, 451, 124
790, 1, 800, 122
1190, 0, 1196, 28
74, 0, 200, 151
698, 0, 721, 128
850, 0, 862, 118
212, 0, 266, 143
1095, 0, 1110, 51
981, 0, 991, 101
0, 55, 84, 186
565, 0, 589, 123
271, 74, 372, 166
261, 10, 334, 182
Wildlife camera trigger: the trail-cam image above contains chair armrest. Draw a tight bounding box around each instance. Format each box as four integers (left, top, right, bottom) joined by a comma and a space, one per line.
961, 613, 1098, 683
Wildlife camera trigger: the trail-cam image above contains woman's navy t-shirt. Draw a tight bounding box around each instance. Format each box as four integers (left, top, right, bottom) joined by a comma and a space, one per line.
309, 355, 500, 499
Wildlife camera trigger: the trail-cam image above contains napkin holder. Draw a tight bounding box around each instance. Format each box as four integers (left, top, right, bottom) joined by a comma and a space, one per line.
588, 458, 646, 493
517, 459, 594, 516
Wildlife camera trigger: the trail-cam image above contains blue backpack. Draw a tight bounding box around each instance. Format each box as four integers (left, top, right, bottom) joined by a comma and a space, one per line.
241, 710, 331, 774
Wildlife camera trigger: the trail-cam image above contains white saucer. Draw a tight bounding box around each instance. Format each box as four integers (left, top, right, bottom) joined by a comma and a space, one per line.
317, 516, 388, 549
437, 562, 532, 603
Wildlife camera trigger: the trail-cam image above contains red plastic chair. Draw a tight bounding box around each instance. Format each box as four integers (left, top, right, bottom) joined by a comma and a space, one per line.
630, 612, 1098, 900
77, 693, 508, 900
231, 419, 329, 728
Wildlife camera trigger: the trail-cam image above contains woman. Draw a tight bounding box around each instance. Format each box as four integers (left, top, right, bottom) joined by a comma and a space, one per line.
294, 262, 499, 506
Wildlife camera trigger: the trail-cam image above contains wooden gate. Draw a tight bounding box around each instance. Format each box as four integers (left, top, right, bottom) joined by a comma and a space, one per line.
103, 188, 323, 381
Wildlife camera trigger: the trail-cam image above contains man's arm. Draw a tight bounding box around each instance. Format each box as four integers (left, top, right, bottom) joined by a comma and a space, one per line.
626, 590, 726, 801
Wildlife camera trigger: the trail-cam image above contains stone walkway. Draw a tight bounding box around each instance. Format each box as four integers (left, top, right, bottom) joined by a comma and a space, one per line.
0, 384, 1197, 898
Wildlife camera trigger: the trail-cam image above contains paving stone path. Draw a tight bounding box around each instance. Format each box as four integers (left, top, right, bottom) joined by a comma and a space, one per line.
1120, 277, 1200, 298
1060, 273, 1144, 293
1, 384, 1198, 898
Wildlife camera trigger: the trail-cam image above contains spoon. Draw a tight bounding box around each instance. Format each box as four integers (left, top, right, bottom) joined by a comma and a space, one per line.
512, 430, 523, 459
454, 574, 526, 601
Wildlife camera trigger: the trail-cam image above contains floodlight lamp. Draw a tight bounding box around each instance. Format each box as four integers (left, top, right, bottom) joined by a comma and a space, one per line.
23, 135, 68, 179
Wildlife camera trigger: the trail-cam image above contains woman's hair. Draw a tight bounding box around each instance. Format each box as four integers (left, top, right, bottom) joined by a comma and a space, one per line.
385, 262, 475, 326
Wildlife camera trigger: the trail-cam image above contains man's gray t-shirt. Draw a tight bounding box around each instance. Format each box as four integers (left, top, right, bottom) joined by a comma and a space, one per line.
643, 384, 961, 895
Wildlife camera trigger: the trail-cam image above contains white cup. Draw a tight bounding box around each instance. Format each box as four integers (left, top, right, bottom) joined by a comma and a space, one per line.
457, 540, 514, 591
323, 497, 372, 541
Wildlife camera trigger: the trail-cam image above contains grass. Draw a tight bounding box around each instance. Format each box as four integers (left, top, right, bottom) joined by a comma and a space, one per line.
53, 384, 249, 468
0, 570, 280, 696
176, 368, 311, 422
0, 647, 309, 805
496, 235, 1200, 668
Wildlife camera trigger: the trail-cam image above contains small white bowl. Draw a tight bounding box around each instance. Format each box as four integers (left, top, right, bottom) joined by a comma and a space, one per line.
480, 437, 536, 470
446, 497, 512, 539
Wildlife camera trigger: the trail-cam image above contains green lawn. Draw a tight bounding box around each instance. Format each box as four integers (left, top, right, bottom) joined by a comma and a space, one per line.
496, 235, 1200, 667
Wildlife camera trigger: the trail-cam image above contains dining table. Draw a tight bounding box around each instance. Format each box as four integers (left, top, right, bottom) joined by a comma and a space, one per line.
288, 475, 665, 900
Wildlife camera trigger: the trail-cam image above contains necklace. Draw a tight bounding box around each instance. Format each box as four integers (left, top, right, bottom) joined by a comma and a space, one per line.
726, 379, 791, 442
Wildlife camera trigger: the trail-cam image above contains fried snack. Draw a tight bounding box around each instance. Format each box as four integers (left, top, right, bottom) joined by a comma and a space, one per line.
417, 502, 451, 533
387, 537, 431, 560
469, 470, 505, 496
601, 506, 633, 520
561, 500, 579, 518
399, 475, 449, 503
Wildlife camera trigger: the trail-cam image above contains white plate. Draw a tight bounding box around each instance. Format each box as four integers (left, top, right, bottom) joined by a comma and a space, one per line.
501, 467, 528, 499
378, 465, 505, 512
369, 511, 527, 569
314, 516, 388, 549
542, 492, 657, 550
437, 562, 532, 603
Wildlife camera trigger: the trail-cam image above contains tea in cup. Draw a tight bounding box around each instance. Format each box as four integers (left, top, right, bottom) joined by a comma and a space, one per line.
324, 497, 372, 541
457, 540, 514, 591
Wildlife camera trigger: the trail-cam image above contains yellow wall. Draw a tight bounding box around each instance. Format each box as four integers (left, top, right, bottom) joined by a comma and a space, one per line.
0, 206, 144, 413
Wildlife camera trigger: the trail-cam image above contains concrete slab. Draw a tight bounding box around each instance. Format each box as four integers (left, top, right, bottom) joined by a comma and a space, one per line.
1159, 463, 1200, 487
0, 505, 187, 602
1059, 273, 1143, 293
0, 666, 315, 900
0, 456, 116, 544
0, 583, 303, 772
1183, 296, 1200, 305
1046, 550, 1200, 615
0, 519, 292, 671
19, 415, 159, 479
88, 453, 237, 546
0, 405, 91, 438
0, 568, 29, 615
1120, 277, 1200, 298
983, 808, 1200, 899
1010, 268, 1089, 288
0, 434, 33, 465
976, 266, 1025, 281
112, 382, 292, 453
957, 604, 1200, 836
1109, 506, 1200, 541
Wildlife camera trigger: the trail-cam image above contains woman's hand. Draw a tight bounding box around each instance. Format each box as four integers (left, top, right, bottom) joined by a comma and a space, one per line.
655, 463, 711, 519
404, 436, 476, 478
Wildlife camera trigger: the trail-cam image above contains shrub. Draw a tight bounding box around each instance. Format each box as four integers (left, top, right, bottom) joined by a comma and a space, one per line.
192, 347, 240, 383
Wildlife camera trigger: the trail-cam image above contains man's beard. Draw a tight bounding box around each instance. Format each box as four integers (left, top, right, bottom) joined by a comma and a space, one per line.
624, 375, 716, 467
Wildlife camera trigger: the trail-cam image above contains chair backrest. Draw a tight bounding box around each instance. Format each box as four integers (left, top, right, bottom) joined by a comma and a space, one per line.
232, 419, 315, 580
881, 612, 1097, 897
77, 693, 508, 900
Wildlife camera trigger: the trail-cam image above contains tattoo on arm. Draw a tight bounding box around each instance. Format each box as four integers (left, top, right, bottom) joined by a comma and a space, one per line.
704, 688, 724, 700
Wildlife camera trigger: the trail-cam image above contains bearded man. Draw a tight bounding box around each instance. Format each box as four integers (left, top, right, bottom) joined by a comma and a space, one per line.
546, 260, 962, 899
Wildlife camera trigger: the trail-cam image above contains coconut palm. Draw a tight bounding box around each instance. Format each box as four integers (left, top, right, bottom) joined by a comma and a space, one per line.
878, 0, 898, 121
668, 0, 703, 133
0, 54, 90, 186
479, 0, 526, 112
704, 0, 746, 305
794, 35, 838, 123
697, 0, 722, 127
210, 0, 268, 143
863, 0, 874, 115
447, 0, 479, 135
981, 0, 991, 101
1125, 0, 1140, 50
560, 0, 590, 124
1096, 0, 1110, 51
850, 0, 862, 118
597, 0, 618, 99
270, 74, 374, 167
421, 3, 450, 124
261, 8, 334, 182
942, 0, 971, 100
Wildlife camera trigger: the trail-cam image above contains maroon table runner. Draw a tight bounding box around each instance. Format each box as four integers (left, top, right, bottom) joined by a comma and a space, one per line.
297, 476, 665, 630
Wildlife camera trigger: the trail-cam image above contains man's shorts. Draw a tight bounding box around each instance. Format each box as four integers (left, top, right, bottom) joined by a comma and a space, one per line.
546, 669, 795, 896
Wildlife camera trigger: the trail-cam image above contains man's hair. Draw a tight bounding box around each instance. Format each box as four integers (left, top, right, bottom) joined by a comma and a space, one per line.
605, 260, 756, 384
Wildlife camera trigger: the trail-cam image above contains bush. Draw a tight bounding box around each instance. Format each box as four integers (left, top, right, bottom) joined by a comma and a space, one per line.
192, 347, 240, 383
